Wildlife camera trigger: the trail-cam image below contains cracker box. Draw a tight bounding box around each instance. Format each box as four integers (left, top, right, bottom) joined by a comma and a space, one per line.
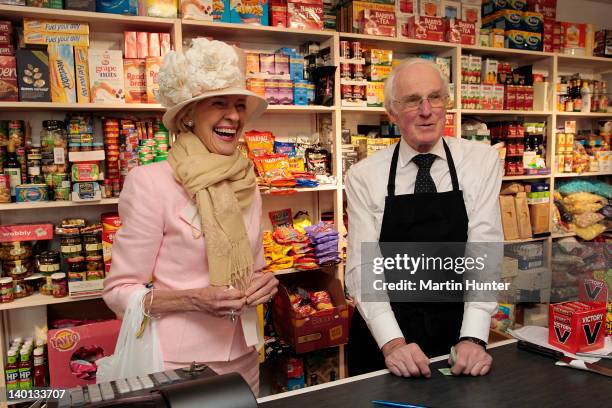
16, 49, 51, 102
95, 0, 138, 15
124, 31, 137, 59
146, 56, 162, 104
88, 49, 125, 104
48, 45, 77, 104
48, 320, 121, 388
419, 0, 441, 17
272, 271, 352, 354
23, 19, 90, 35
74, 46, 90, 103
124, 59, 146, 103
0, 56, 18, 101
230, 0, 269, 26
181, 0, 214, 20
287, 0, 323, 30
445, 19, 476, 45
405, 15, 446, 42
359, 8, 396, 37
212, 0, 231, 22
548, 301, 606, 354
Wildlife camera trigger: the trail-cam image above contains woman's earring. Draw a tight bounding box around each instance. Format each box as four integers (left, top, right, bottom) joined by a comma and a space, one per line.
184, 119, 194, 128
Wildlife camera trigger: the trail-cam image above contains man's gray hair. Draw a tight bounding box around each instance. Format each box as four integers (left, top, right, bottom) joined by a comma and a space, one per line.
383, 58, 450, 115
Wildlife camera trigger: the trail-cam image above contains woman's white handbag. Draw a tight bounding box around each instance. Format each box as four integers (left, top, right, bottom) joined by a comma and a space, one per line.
96, 287, 165, 383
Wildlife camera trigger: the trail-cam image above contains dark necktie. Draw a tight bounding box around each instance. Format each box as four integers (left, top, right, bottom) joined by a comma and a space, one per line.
413, 154, 437, 194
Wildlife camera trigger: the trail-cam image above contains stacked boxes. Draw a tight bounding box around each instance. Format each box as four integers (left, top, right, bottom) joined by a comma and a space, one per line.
481, 0, 543, 51
0, 21, 17, 102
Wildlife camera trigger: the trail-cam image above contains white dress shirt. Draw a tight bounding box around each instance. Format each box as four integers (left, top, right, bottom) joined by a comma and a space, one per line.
345, 136, 503, 349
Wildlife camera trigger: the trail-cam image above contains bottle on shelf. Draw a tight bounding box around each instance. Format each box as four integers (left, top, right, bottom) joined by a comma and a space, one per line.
581, 80, 592, 113
573, 79, 582, 112
5, 350, 19, 392
18, 348, 32, 390
5, 141, 21, 202
33, 347, 46, 387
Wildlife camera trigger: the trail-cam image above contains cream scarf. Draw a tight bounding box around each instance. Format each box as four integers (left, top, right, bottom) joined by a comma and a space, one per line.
168, 131, 256, 288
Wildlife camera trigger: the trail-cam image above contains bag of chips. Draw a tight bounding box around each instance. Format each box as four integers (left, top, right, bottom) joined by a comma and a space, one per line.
245, 130, 274, 157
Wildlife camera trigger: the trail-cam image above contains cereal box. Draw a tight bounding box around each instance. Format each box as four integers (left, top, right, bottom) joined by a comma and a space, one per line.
287, 0, 323, 30
124, 31, 137, 59
140, 0, 178, 18
148, 33, 160, 57
16, 49, 51, 102
181, 0, 214, 20
0, 56, 18, 101
137, 32, 148, 59
160, 33, 171, 57
230, 0, 269, 26
74, 46, 90, 103
212, 0, 231, 22
88, 49, 125, 104
49, 44, 77, 103
123, 59, 146, 103
405, 15, 446, 42
24, 32, 89, 46
146, 56, 162, 104
359, 8, 396, 37
24, 19, 89, 35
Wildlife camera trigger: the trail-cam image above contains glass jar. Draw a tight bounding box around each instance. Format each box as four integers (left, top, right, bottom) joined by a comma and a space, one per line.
82, 232, 102, 254
40, 120, 68, 191
60, 234, 82, 257
0, 242, 32, 261
37, 251, 60, 274
0, 277, 14, 303
40, 276, 54, 296
27, 147, 44, 184
51, 273, 67, 298
13, 280, 27, 299
24, 275, 43, 295
67, 256, 86, 281
85, 254, 103, 271
3, 258, 33, 280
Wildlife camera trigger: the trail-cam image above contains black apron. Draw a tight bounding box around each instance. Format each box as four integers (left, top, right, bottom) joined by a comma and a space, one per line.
347, 139, 469, 376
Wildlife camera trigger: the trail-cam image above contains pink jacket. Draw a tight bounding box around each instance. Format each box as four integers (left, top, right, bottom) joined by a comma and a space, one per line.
102, 161, 265, 363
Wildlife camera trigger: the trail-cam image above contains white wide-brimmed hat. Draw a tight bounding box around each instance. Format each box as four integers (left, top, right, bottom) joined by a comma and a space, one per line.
157, 38, 268, 132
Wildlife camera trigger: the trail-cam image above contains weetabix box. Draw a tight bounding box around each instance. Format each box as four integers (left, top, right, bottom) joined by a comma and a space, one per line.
16, 49, 51, 102
24, 19, 89, 35
124, 59, 146, 103
49, 44, 77, 104
88, 49, 125, 103
146, 56, 162, 104
0, 56, 18, 101
24, 32, 89, 47
74, 46, 90, 103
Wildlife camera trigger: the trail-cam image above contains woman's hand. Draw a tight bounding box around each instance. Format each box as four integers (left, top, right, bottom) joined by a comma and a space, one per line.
191, 286, 247, 318
245, 272, 279, 306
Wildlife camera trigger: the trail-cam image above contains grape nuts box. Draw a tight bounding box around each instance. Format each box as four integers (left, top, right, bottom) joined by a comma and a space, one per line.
16, 48, 51, 102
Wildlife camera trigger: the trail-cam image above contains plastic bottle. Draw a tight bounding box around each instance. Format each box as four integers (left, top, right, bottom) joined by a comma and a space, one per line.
5, 350, 19, 391
581, 80, 592, 112
18, 348, 32, 390
33, 347, 45, 387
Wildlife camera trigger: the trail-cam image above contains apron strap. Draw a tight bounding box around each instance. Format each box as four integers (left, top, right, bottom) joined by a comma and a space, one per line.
442, 138, 460, 191
387, 143, 401, 197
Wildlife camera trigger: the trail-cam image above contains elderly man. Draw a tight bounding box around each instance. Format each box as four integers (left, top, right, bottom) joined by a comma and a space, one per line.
345, 58, 503, 378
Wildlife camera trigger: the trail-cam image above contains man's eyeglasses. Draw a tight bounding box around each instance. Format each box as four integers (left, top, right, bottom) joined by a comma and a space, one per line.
392, 94, 449, 112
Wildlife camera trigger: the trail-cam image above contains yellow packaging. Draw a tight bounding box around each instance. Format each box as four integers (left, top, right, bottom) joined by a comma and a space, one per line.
24, 19, 89, 35
124, 59, 147, 104
556, 133, 566, 153
74, 46, 90, 104
141, 0, 178, 18
48, 44, 77, 103
146, 56, 163, 104
367, 65, 392, 82
25, 32, 89, 46
565, 133, 574, 151
366, 82, 385, 107
492, 28, 505, 48
246, 52, 259, 74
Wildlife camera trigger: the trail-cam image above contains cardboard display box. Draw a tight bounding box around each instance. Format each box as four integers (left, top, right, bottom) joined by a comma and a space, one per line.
273, 271, 352, 354
499, 195, 519, 241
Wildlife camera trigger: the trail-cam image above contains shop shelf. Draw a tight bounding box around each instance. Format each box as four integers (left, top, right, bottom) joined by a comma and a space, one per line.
555, 171, 612, 178
0, 198, 120, 211
462, 109, 551, 116
504, 236, 550, 244
461, 45, 554, 63
261, 185, 339, 195
555, 111, 612, 118
556, 54, 612, 74
0, 102, 165, 112
0, 293, 101, 312
0, 4, 177, 32
339, 32, 457, 54
552, 232, 577, 239
502, 174, 551, 181
266, 105, 335, 113
181, 20, 335, 45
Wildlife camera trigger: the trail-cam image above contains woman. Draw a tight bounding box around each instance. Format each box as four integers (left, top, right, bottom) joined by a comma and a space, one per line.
103, 38, 278, 395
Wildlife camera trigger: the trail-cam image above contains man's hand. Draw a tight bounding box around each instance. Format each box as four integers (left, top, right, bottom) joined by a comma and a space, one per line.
382, 338, 431, 378
449, 340, 492, 376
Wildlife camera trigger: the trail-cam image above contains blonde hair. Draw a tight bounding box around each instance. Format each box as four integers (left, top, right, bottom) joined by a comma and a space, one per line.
384, 58, 450, 115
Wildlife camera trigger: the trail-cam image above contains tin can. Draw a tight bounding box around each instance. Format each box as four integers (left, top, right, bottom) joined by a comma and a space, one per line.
340, 63, 351, 79
351, 41, 362, 59
15, 184, 48, 202
340, 41, 350, 59
352, 64, 364, 80
53, 187, 70, 201
342, 84, 353, 100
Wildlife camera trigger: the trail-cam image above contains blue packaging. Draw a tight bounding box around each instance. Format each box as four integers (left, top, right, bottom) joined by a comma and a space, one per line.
521, 11, 544, 34
96, 0, 137, 15
290, 55, 305, 82
230, 0, 269, 26
483, 0, 526, 17
483, 10, 522, 31
294, 80, 309, 106
212, 0, 231, 23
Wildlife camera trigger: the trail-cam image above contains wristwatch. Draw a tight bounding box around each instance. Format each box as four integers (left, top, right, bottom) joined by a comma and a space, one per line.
458, 336, 487, 350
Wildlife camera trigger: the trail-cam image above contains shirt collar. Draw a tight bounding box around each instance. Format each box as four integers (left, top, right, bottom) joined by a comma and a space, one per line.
398, 137, 447, 168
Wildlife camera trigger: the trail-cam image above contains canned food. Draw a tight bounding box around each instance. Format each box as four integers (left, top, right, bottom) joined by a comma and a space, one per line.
351, 41, 362, 59
353, 85, 365, 101
53, 187, 70, 201
342, 84, 353, 100
340, 41, 350, 59
15, 184, 48, 202
352, 64, 364, 80
341, 63, 352, 79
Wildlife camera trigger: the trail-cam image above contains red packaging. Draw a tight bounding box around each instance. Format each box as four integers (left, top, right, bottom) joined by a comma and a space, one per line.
287, 0, 324, 30
524, 86, 533, 110
123, 31, 137, 59
579, 279, 609, 303
504, 85, 516, 110
446, 19, 476, 45
269, 0, 288, 27
527, 0, 556, 20
0, 56, 17, 101
516, 86, 525, 110
560, 22, 586, 51
359, 9, 396, 37
405, 15, 445, 42
0, 33, 10, 45
548, 302, 606, 354
0, 21, 12, 34
340, 41, 350, 59
136, 32, 148, 59
443, 113, 454, 137
160, 33, 171, 57
48, 320, 121, 388
148, 33, 160, 57
0, 223, 53, 242
0, 44, 14, 56
272, 271, 352, 354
